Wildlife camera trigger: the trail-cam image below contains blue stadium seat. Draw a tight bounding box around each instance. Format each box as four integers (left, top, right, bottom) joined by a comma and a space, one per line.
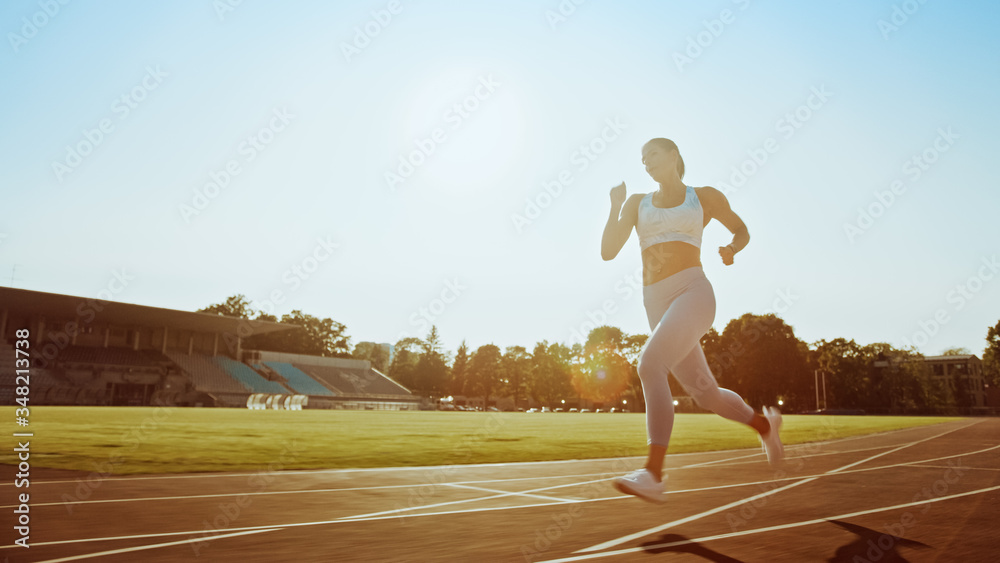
263, 362, 336, 396
214, 356, 289, 394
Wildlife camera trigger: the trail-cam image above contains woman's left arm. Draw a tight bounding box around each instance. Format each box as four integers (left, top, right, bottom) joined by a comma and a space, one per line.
699, 187, 749, 266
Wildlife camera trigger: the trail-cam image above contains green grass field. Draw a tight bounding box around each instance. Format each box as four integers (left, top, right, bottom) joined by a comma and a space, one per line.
3, 407, 961, 475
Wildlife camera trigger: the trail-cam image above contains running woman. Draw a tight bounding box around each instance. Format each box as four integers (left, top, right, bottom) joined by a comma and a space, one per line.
601, 137, 784, 503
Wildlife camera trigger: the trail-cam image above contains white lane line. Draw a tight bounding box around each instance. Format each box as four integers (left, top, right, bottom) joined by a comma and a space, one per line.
313, 443, 1000, 525
662, 444, 1000, 500
6, 442, 992, 552
315, 450, 1000, 526
907, 464, 1000, 472
677, 442, 906, 469
539, 483, 1000, 562
659, 421, 969, 470
11, 499, 614, 552
36, 528, 280, 563
5, 444, 907, 511
679, 450, 764, 468
337, 477, 613, 520
2, 471, 617, 510
0, 457, 646, 487
574, 420, 980, 554
682, 442, 907, 469
8, 421, 963, 487
446, 483, 574, 503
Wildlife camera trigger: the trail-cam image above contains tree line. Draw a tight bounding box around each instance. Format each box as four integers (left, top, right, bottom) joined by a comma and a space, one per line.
200, 295, 1000, 413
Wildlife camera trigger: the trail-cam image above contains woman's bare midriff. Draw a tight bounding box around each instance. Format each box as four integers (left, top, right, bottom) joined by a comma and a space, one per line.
642, 241, 702, 286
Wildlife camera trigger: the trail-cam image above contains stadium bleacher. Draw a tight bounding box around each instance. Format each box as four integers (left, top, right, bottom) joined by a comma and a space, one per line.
1, 340, 89, 405
263, 362, 336, 396
214, 356, 290, 395
2, 332, 411, 409
296, 364, 409, 396
59, 346, 168, 368
32, 367, 72, 389
164, 352, 252, 394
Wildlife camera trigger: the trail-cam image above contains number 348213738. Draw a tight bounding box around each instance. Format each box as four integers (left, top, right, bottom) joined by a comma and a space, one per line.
15, 328, 30, 409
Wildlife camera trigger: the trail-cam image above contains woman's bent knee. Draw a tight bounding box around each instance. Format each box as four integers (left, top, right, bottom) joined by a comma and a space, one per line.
636, 352, 654, 381
691, 387, 722, 410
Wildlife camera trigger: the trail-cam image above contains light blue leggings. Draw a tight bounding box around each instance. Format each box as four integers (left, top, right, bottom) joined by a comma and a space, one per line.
639, 266, 755, 447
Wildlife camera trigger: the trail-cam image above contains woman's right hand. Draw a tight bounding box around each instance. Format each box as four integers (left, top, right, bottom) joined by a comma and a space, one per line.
609, 182, 626, 208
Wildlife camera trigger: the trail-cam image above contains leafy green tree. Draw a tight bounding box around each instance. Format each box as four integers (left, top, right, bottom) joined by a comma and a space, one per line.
352, 342, 390, 373
388, 337, 423, 391
894, 351, 942, 412
703, 326, 742, 385
701, 327, 724, 370
251, 310, 351, 358
528, 341, 572, 406
571, 326, 632, 405
812, 338, 867, 410
983, 321, 1000, 387
812, 340, 956, 413
198, 294, 255, 319
715, 314, 810, 410
622, 333, 649, 365
200, 296, 354, 358
866, 344, 928, 413
942, 347, 971, 355
414, 326, 450, 397
450, 341, 471, 396
501, 345, 531, 409
469, 344, 503, 407
864, 343, 902, 412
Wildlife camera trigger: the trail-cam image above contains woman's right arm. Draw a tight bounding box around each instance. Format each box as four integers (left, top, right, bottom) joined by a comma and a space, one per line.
601, 183, 640, 261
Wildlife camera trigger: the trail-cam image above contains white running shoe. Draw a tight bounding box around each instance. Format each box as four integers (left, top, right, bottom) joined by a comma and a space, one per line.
760, 406, 784, 466
613, 468, 666, 503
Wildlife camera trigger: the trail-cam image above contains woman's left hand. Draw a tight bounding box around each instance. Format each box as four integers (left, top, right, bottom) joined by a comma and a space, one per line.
718, 245, 735, 266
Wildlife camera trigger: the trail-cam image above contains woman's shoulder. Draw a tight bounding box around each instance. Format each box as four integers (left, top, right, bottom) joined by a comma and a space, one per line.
692, 186, 730, 213
692, 185, 726, 200
627, 192, 650, 206
622, 192, 647, 215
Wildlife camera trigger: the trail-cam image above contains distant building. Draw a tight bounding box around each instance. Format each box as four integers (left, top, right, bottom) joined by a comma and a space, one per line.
923, 355, 987, 408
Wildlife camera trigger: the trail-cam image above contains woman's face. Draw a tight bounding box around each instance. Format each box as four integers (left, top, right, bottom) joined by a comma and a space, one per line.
641, 142, 676, 183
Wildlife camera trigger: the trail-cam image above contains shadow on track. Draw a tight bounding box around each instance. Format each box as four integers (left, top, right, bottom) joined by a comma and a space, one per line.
641, 533, 744, 562
827, 520, 931, 562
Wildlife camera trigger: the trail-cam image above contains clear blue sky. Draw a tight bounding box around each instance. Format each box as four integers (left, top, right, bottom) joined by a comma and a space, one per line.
2, 1, 998, 359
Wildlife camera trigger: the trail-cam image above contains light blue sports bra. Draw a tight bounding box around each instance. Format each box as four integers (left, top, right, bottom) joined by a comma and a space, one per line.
636, 185, 704, 251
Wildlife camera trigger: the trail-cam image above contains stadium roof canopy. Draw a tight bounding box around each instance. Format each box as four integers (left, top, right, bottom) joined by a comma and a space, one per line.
0, 287, 295, 336
923, 355, 979, 362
